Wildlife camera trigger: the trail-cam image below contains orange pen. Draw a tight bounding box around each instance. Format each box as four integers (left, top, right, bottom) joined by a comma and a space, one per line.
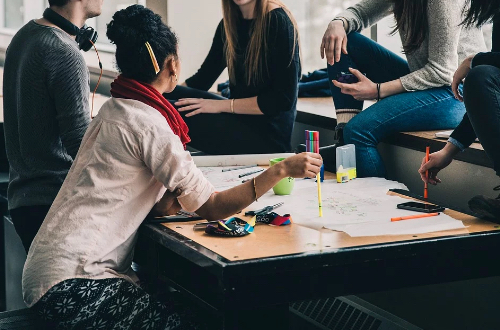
391, 212, 440, 222
424, 146, 430, 199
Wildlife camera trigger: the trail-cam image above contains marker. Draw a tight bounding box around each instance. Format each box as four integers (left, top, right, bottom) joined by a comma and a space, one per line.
312, 131, 322, 217
391, 212, 440, 222
424, 146, 430, 199
317, 173, 323, 217
222, 164, 258, 172
238, 168, 264, 178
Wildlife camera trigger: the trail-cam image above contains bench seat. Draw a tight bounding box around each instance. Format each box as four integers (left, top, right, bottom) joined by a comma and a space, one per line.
296, 97, 492, 169
0, 308, 41, 330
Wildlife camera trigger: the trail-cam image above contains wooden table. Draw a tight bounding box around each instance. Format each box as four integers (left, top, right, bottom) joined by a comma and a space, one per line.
135, 184, 500, 329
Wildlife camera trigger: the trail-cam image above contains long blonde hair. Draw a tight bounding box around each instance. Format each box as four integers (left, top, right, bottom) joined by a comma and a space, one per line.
221, 0, 300, 86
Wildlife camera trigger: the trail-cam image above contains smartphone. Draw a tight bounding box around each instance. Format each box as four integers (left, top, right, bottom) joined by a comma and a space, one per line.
397, 201, 445, 213
337, 72, 359, 84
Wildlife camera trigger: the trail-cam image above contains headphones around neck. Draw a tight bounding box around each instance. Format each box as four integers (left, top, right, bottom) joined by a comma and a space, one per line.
43, 8, 98, 51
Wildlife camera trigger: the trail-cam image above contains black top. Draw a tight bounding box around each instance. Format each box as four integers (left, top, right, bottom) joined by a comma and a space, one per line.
185, 8, 301, 152
450, 15, 500, 147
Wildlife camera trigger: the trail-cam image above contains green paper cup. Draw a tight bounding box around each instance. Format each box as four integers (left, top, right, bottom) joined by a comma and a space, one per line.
269, 157, 295, 195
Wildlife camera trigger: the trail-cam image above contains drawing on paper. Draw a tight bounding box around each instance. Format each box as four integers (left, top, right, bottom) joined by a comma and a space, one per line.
199, 166, 259, 190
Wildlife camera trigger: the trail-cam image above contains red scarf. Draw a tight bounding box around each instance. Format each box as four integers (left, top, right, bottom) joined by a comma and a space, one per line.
110, 75, 190, 148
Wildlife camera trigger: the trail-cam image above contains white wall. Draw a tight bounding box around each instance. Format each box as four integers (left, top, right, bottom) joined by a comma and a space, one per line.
167, 0, 227, 87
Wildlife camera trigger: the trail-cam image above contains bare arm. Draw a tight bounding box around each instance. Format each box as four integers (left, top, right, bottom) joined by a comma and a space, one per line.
149, 189, 182, 217
196, 153, 322, 220
176, 96, 263, 117
379, 79, 405, 99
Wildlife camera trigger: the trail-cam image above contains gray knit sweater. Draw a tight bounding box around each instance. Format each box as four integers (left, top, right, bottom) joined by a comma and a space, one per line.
337, 0, 487, 91
3, 21, 90, 210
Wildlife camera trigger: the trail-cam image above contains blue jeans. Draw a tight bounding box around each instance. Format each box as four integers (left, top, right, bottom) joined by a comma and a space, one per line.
327, 32, 466, 177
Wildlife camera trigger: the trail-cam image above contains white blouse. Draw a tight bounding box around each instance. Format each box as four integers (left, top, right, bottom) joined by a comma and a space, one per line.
22, 98, 214, 307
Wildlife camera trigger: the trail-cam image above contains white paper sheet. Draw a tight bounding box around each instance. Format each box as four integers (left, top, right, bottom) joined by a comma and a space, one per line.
193, 153, 294, 167
200, 166, 263, 190
200, 175, 466, 237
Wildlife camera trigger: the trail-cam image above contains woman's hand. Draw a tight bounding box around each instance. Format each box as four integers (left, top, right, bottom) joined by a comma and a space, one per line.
332, 68, 377, 101
321, 19, 348, 65
452, 55, 474, 101
149, 189, 182, 217
280, 152, 323, 179
175, 98, 230, 117
418, 143, 459, 185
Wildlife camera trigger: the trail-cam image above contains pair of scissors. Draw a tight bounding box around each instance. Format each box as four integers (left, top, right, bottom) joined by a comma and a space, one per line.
244, 202, 284, 216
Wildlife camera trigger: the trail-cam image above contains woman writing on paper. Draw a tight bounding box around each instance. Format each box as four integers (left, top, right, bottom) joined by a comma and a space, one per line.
166, 0, 301, 155
21, 5, 321, 329
321, 0, 486, 177
420, 0, 500, 220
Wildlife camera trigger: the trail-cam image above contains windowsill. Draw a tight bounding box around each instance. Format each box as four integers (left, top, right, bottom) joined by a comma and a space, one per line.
0, 26, 118, 73
0, 26, 116, 50
93, 43, 116, 53
0, 28, 16, 36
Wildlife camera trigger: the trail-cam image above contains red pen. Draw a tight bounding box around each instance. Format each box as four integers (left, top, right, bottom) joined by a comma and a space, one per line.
391, 212, 439, 222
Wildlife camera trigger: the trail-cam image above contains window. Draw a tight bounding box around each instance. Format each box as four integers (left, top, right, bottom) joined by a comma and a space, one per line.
91, 0, 146, 46
284, 0, 493, 73
0, 0, 46, 32
5, 0, 24, 29
0, 0, 145, 46
285, 0, 362, 73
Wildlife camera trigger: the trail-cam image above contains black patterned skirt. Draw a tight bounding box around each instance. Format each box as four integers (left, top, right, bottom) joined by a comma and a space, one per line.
32, 278, 204, 329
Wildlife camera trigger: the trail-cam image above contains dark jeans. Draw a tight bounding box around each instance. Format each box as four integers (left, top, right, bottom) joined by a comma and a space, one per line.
327, 32, 466, 177
164, 86, 278, 155
463, 65, 500, 176
10, 204, 51, 253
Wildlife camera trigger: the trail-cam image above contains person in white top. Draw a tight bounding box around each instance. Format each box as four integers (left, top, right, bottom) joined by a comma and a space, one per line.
22, 4, 322, 329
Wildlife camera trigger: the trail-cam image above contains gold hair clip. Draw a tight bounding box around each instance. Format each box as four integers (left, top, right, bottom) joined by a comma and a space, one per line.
145, 41, 160, 75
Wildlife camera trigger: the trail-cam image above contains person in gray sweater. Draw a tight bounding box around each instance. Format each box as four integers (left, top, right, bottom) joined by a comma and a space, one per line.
320, 0, 486, 177
2, 0, 102, 252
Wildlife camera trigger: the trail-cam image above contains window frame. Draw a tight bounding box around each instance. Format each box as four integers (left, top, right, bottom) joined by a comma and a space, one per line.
0, 0, 147, 52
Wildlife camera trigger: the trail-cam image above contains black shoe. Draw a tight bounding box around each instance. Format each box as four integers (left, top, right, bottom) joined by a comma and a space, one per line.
334, 122, 346, 145
468, 185, 500, 220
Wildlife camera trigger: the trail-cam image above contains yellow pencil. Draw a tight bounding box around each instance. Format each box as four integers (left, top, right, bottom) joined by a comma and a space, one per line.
317, 173, 323, 217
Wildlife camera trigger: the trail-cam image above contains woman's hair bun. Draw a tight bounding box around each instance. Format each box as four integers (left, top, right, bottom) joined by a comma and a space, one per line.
107, 4, 178, 83
107, 4, 163, 47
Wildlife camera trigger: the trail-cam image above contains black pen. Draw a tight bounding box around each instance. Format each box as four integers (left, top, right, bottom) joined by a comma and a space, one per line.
238, 169, 264, 178
222, 164, 258, 172
193, 220, 219, 230
148, 214, 204, 223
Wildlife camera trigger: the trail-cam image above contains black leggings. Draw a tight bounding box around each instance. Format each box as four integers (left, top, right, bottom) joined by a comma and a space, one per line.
463, 65, 500, 176
164, 86, 279, 155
